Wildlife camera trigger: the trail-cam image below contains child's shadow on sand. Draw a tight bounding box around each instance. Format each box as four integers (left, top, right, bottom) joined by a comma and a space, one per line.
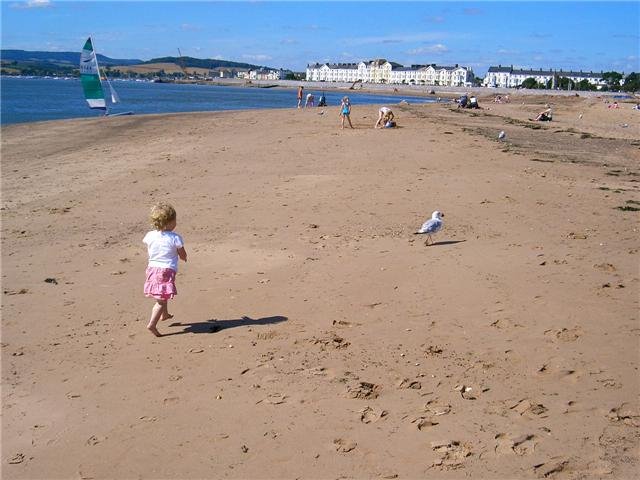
165, 315, 287, 335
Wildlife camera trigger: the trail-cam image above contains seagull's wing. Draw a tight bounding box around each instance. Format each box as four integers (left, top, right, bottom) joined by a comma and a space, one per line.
417, 218, 440, 234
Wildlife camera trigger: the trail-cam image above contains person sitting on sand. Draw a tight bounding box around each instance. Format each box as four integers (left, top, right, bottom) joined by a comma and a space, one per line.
340, 96, 354, 129
469, 95, 479, 109
375, 106, 394, 128
608, 101, 619, 109
318, 91, 327, 107
457, 94, 468, 108
533, 105, 553, 121
143, 203, 188, 337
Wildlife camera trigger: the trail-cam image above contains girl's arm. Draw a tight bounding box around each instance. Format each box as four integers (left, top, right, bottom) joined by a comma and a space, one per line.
178, 246, 187, 262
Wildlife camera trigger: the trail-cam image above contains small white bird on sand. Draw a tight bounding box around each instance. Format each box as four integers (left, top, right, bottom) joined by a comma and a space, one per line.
415, 211, 444, 246
498, 130, 506, 140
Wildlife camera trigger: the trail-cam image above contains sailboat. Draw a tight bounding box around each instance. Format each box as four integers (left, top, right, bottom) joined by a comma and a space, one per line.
80, 36, 132, 116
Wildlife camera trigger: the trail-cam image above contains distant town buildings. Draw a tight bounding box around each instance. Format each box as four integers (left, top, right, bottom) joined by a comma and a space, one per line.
483, 65, 606, 89
306, 59, 475, 87
236, 68, 291, 81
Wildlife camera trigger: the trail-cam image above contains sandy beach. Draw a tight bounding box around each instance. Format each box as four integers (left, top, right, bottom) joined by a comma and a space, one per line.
2, 92, 639, 479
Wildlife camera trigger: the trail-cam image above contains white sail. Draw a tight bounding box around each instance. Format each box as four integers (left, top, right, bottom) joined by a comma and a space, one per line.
105, 76, 120, 104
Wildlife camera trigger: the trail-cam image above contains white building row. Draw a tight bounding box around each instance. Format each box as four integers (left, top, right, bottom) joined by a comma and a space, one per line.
306, 59, 475, 86
237, 68, 289, 80
483, 65, 606, 88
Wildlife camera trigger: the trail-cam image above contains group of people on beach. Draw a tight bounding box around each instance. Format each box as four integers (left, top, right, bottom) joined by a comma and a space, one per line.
299, 86, 397, 130
457, 93, 480, 109
297, 86, 327, 109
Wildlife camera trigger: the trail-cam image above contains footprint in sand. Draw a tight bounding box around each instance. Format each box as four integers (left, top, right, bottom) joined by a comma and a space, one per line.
359, 406, 388, 424
430, 440, 472, 470
533, 458, 570, 477
509, 399, 548, 417
333, 438, 357, 453
544, 327, 582, 342
397, 378, 422, 390
606, 403, 640, 426
310, 332, 350, 350
494, 433, 536, 455
413, 417, 439, 430
347, 382, 381, 400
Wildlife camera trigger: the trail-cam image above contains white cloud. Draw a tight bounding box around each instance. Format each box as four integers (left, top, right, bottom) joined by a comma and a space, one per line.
11, 0, 51, 8
407, 44, 449, 55
242, 54, 272, 62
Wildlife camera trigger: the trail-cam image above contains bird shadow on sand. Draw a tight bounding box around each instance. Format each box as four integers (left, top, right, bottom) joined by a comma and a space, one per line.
164, 315, 287, 335
430, 239, 467, 246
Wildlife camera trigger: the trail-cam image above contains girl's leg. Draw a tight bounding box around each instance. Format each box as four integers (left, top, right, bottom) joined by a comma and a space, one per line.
348, 115, 354, 128
147, 300, 167, 336
161, 300, 173, 321
341, 115, 345, 129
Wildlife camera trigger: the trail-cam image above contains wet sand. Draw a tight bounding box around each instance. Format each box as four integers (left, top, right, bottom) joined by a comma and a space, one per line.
2, 94, 639, 478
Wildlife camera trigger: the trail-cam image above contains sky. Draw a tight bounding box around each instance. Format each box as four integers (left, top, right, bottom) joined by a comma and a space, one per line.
1, 1, 638, 76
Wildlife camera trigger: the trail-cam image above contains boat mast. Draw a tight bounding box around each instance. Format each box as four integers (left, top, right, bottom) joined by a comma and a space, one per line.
91, 36, 109, 115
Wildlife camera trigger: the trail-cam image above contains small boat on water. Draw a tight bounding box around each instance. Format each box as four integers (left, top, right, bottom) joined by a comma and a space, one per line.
80, 37, 133, 117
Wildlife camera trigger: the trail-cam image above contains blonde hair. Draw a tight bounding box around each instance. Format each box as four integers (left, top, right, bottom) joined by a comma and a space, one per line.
149, 202, 176, 230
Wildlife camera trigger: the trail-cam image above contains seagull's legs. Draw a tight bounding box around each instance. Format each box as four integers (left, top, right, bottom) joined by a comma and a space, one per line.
424, 235, 432, 246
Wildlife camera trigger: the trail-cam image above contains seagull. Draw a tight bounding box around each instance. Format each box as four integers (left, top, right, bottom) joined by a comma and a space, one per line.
498, 130, 506, 140
415, 210, 444, 246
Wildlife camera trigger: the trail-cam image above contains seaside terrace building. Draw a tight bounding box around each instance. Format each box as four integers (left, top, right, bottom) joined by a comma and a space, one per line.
243, 68, 287, 81
483, 65, 606, 89
306, 59, 475, 87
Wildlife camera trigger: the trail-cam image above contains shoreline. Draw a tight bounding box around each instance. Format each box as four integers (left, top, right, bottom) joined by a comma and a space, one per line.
200, 77, 639, 99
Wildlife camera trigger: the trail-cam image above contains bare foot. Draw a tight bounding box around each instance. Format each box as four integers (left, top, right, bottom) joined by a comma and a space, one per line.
161, 313, 174, 321
147, 325, 162, 337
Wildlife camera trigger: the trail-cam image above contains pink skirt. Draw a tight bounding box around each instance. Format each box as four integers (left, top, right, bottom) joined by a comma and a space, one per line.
144, 267, 177, 300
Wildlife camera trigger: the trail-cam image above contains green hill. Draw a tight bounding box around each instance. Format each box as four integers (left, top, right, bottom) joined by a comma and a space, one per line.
144, 56, 267, 70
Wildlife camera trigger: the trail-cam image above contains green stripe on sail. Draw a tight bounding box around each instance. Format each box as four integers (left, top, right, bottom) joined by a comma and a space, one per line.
80, 37, 106, 110
80, 73, 106, 109
80, 74, 103, 100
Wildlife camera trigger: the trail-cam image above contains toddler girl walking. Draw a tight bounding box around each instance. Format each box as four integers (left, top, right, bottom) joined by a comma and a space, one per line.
143, 202, 187, 337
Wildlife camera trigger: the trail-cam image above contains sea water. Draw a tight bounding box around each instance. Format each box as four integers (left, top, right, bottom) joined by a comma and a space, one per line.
0, 76, 436, 125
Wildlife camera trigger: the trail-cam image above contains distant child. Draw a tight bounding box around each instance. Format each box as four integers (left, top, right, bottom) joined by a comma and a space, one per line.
305, 92, 315, 108
340, 96, 353, 129
143, 202, 187, 337
375, 106, 394, 128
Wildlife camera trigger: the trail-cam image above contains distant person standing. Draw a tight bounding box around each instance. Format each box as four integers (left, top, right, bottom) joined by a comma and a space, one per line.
340, 96, 354, 129
297, 86, 304, 108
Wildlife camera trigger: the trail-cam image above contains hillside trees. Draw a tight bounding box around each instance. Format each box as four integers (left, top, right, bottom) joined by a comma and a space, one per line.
622, 72, 639, 92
